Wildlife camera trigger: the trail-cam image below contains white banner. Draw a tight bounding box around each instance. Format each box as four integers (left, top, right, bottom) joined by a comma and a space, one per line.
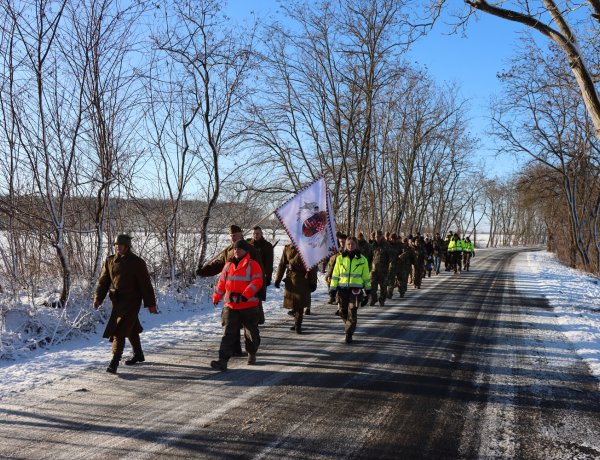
274, 177, 338, 270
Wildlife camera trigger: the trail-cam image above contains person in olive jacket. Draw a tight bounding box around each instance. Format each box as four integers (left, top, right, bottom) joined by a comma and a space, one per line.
274, 243, 318, 334
94, 234, 157, 374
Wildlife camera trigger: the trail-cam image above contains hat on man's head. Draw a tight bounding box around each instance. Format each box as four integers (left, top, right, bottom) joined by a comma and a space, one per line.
229, 225, 243, 235
114, 234, 132, 246
233, 239, 250, 252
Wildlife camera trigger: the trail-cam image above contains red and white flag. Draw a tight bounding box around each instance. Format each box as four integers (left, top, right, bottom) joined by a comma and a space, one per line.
275, 177, 338, 270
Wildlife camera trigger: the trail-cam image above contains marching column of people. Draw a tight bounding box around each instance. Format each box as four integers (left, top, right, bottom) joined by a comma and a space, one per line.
94, 226, 475, 374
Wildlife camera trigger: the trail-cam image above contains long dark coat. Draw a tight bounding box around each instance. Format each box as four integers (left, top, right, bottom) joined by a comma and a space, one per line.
275, 244, 318, 310
94, 251, 156, 340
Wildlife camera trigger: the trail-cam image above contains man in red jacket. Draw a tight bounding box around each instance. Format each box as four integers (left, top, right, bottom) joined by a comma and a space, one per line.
211, 239, 264, 371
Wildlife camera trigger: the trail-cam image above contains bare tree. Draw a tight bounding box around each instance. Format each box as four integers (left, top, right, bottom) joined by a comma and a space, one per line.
492, 39, 600, 269
152, 0, 258, 272
428, 1, 600, 137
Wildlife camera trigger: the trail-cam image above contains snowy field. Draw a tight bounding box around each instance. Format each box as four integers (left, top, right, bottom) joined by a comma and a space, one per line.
0, 248, 598, 400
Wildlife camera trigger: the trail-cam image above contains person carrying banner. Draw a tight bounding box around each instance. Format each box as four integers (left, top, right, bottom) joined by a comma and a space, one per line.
274, 243, 318, 334
210, 239, 264, 371
329, 237, 371, 343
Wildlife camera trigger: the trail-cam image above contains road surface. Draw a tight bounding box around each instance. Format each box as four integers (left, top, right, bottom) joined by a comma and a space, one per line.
1, 248, 599, 459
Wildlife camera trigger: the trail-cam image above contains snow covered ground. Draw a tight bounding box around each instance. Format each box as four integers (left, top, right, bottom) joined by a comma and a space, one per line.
0, 248, 598, 401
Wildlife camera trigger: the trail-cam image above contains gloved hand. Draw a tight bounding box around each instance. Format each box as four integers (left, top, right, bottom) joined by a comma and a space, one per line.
274, 281, 281, 289
212, 293, 220, 305
240, 295, 248, 302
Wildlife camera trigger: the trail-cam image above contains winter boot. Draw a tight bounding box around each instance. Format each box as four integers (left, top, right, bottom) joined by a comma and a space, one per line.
379, 299, 385, 306
124, 353, 145, 366
295, 322, 302, 334
287, 310, 295, 316
106, 356, 120, 374
304, 307, 311, 315
345, 332, 353, 344
210, 359, 228, 371
247, 354, 256, 365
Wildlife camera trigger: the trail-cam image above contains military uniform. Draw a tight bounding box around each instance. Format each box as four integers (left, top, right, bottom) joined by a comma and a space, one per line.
369, 238, 390, 306
412, 242, 426, 288
397, 243, 416, 297
274, 244, 317, 333
94, 243, 156, 373
247, 236, 273, 321
386, 239, 402, 299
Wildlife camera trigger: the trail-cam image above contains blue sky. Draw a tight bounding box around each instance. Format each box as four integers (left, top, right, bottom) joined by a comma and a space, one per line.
226, 1, 528, 178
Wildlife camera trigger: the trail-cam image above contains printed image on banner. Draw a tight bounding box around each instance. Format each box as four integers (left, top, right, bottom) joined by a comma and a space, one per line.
275, 177, 338, 270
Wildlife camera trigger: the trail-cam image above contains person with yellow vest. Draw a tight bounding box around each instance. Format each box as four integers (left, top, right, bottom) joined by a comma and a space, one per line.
329, 237, 372, 344
463, 236, 475, 271
210, 239, 264, 371
447, 232, 465, 274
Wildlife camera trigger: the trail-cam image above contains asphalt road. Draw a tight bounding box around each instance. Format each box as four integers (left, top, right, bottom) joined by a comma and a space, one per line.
1, 248, 599, 459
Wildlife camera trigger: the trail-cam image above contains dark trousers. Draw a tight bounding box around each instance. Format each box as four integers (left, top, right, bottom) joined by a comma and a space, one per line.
370, 271, 387, 303
112, 332, 142, 359
219, 306, 261, 361
292, 303, 304, 325
338, 289, 360, 335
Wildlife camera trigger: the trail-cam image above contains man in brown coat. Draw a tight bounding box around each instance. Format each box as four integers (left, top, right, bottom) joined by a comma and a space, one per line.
196, 225, 263, 355
94, 234, 157, 374
274, 243, 318, 334
247, 225, 274, 322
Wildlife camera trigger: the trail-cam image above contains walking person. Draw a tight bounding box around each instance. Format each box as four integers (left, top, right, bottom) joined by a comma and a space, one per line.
197, 224, 263, 357
369, 230, 390, 306
412, 237, 426, 289
432, 233, 444, 275
93, 234, 158, 374
463, 236, 474, 271
247, 225, 274, 321
329, 237, 371, 343
274, 243, 318, 334
210, 239, 264, 371
397, 239, 416, 298
325, 232, 347, 306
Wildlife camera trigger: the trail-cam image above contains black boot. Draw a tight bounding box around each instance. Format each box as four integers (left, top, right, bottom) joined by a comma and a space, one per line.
345, 332, 353, 344
304, 307, 311, 315
106, 356, 120, 374
125, 352, 145, 365
210, 359, 228, 371
295, 322, 302, 334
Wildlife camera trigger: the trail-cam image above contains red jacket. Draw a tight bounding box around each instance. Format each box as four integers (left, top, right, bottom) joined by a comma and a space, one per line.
212, 253, 264, 309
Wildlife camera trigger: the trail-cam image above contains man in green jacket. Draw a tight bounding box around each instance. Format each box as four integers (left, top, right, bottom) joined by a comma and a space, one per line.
94, 234, 157, 374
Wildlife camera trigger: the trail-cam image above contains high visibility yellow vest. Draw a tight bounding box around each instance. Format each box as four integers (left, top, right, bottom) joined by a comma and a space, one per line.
330, 253, 371, 290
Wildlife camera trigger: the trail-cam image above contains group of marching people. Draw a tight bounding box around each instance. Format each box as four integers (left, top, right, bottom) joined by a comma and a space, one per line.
94, 224, 474, 374
320, 230, 475, 344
